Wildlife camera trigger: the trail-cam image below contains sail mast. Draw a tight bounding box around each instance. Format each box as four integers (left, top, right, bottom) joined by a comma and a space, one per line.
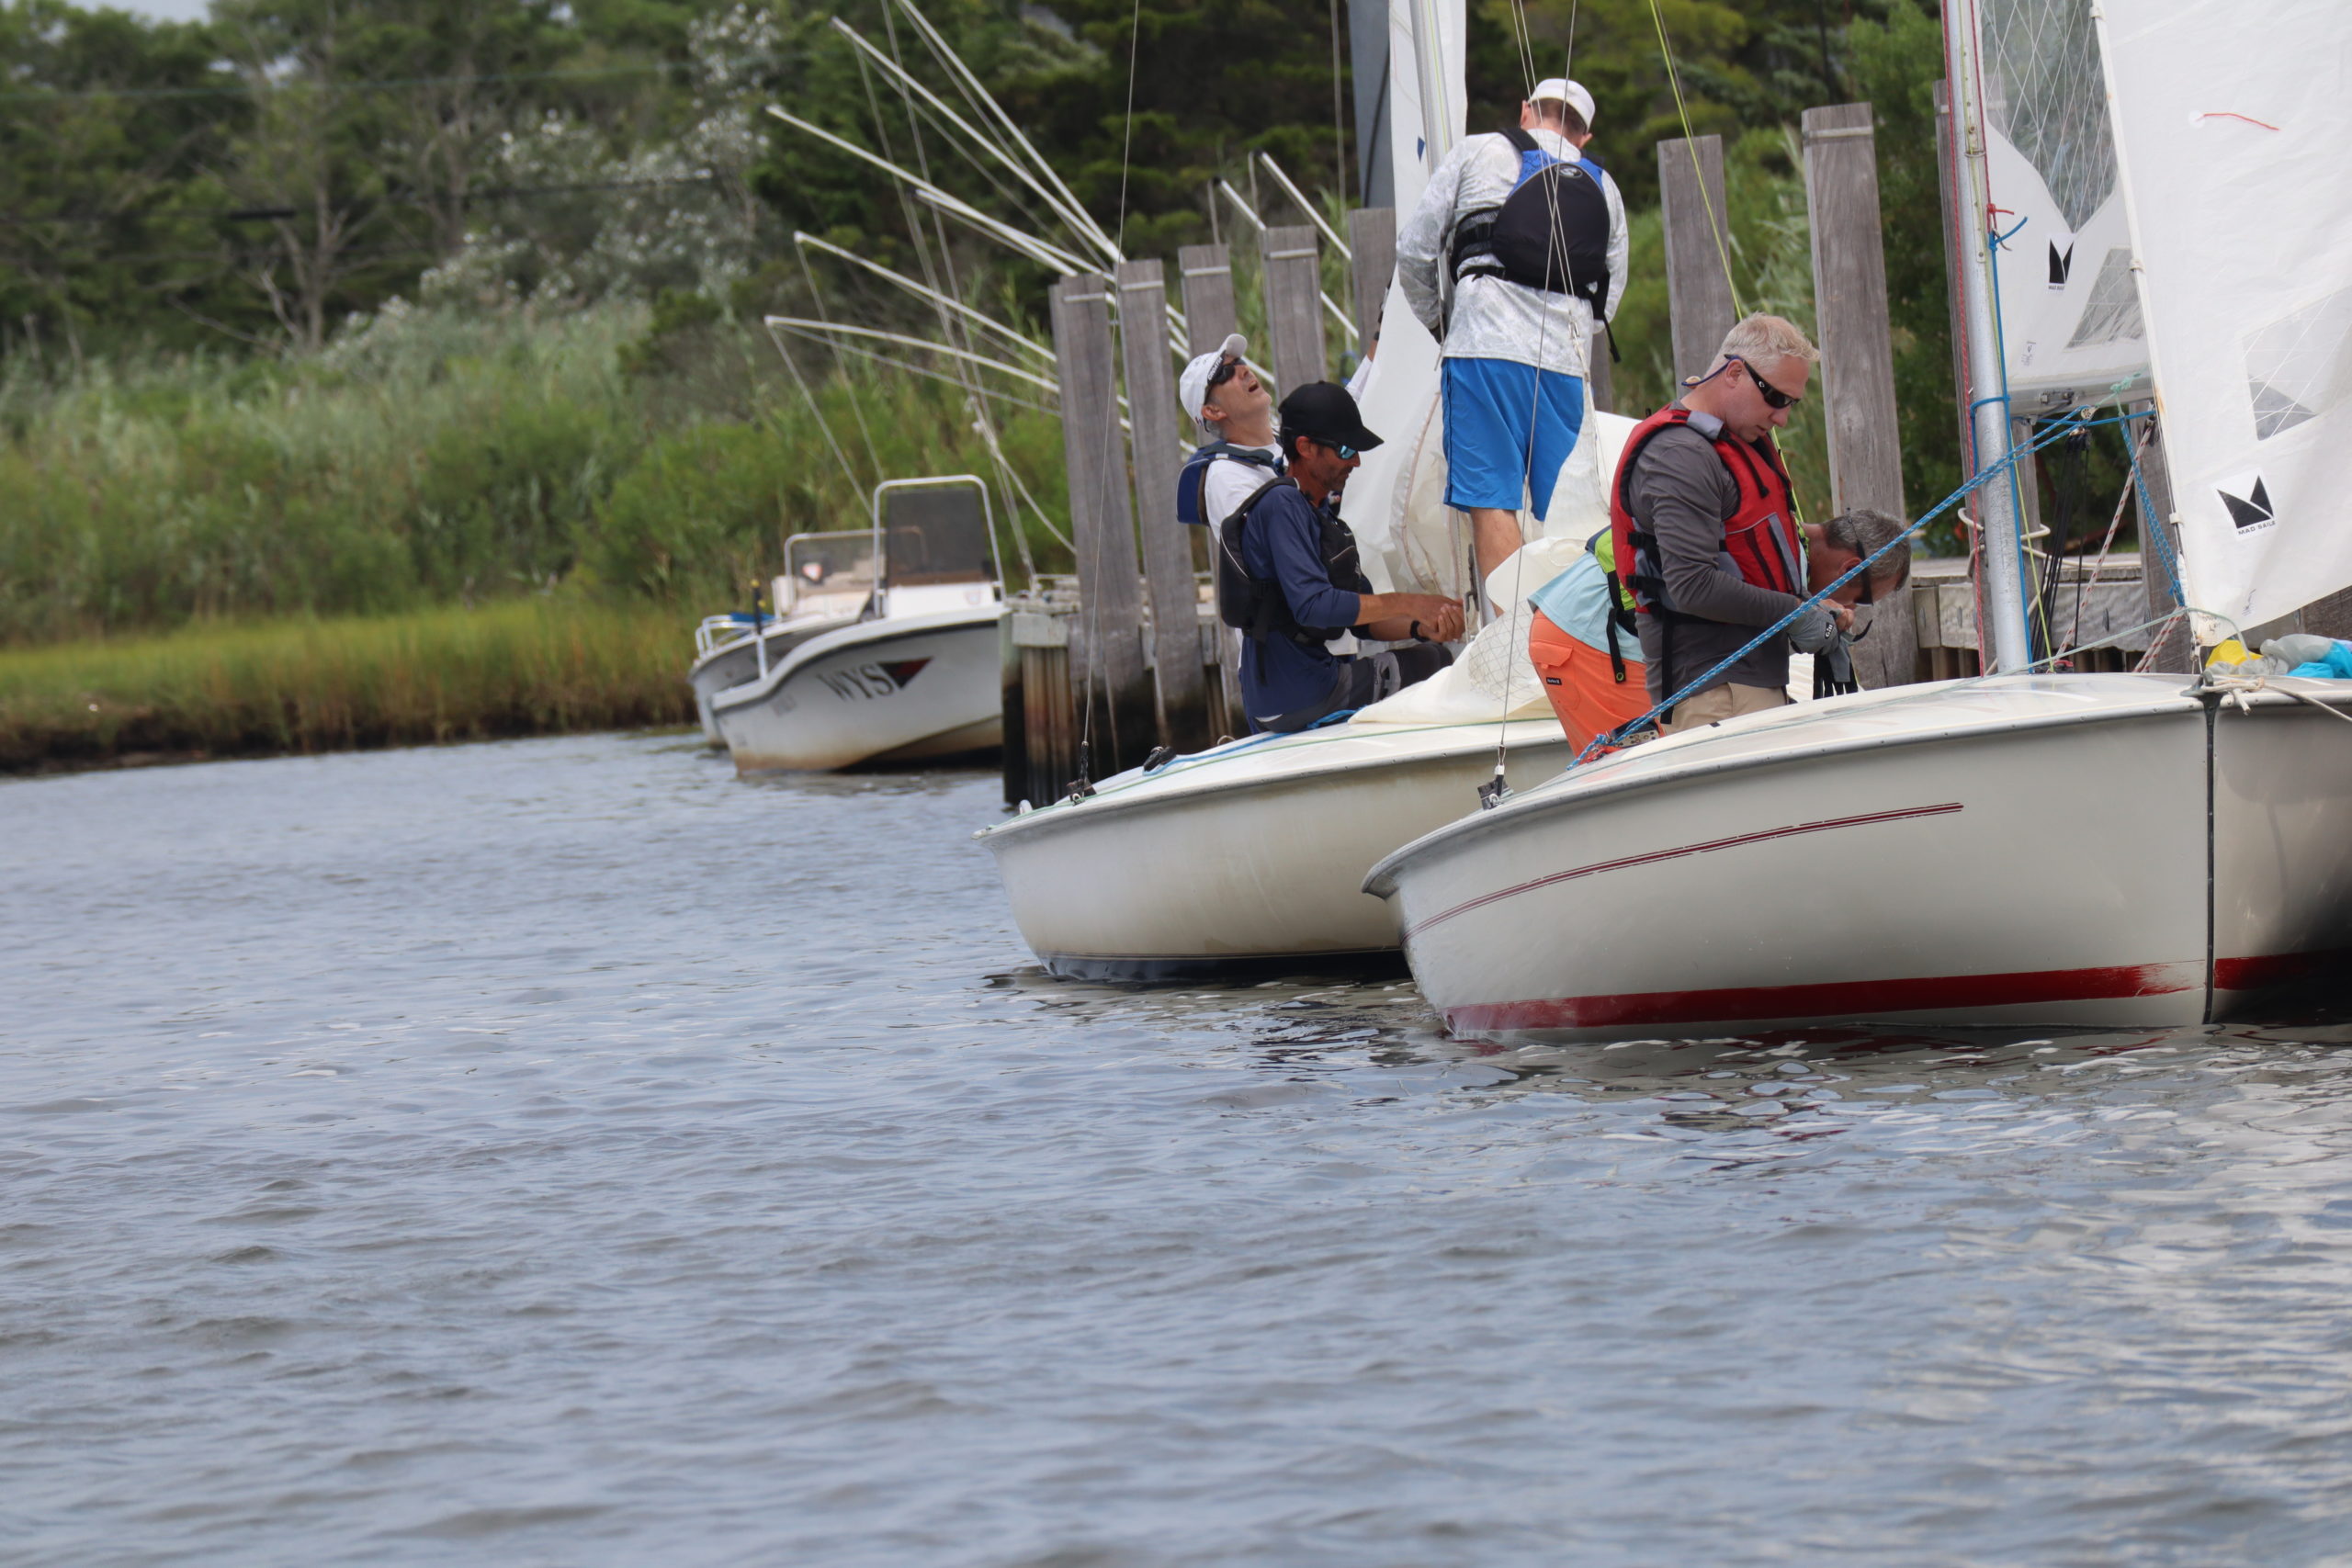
1943, 0, 2036, 673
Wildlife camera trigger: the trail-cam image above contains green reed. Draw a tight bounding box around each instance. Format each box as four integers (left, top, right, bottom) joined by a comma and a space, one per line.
0, 598, 697, 772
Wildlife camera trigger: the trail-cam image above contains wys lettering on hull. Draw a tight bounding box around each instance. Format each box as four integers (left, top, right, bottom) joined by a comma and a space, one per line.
819, 659, 932, 702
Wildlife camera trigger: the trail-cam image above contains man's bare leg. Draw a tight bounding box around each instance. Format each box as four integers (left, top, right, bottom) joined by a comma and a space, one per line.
1465, 506, 1523, 584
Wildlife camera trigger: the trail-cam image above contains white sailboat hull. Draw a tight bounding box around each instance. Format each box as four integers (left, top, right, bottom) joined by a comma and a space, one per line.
709, 605, 1003, 773
977, 719, 1576, 977
1364, 675, 2352, 1040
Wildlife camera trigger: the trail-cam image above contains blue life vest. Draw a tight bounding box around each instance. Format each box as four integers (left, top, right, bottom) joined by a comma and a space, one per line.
1175, 442, 1285, 527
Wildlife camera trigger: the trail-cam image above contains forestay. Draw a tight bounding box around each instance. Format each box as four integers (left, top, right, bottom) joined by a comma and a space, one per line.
2098, 0, 2352, 629
1965, 0, 2148, 408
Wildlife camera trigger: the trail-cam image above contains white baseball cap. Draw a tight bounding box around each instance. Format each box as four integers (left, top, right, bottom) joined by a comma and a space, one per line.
1178, 333, 1249, 435
1531, 77, 1596, 130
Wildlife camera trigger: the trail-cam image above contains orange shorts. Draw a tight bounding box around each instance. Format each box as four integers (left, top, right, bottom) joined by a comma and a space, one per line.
1527, 609, 1650, 750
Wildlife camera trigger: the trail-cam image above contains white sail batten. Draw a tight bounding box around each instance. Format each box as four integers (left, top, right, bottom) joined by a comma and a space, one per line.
2098, 0, 2352, 629
1962, 0, 2149, 408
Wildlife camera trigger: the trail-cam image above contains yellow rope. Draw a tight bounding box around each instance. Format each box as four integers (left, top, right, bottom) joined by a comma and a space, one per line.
1647, 0, 1745, 322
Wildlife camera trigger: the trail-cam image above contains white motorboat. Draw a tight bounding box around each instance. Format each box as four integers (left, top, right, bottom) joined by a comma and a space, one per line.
710, 476, 1006, 773
684, 547, 870, 745
1363, 0, 2352, 1040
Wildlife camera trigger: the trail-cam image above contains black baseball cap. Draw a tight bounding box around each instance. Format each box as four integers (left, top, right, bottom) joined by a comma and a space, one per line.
1277, 381, 1384, 453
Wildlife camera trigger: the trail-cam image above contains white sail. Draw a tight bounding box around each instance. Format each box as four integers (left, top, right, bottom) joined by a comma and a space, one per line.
2098, 0, 2352, 629
1343, 0, 1464, 595
1968, 0, 2149, 407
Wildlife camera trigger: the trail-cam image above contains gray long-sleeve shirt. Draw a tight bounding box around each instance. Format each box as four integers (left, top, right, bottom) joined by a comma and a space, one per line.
1395, 129, 1629, 377
1629, 406, 1804, 704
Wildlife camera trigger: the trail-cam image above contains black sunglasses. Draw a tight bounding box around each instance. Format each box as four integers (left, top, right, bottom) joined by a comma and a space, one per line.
1207, 355, 1241, 389
1315, 437, 1360, 461
1731, 356, 1802, 410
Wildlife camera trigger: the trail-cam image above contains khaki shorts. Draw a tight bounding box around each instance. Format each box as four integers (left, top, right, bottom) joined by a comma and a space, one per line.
1658, 682, 1789, 735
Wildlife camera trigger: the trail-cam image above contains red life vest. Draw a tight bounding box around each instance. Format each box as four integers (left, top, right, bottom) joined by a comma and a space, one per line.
1605, 404, 1802, 617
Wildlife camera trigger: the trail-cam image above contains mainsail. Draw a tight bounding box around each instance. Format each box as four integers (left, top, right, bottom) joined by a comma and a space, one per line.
1964, 0, 2148, 407
1345, 0, 1465, 596
2097, 0, 2352, 629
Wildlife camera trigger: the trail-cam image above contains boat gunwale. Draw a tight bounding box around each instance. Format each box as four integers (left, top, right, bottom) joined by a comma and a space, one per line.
973, 719, 1576, 848
1359, 676, 2272, 897
687, 612, 859, 683
709, 603, 1004, 715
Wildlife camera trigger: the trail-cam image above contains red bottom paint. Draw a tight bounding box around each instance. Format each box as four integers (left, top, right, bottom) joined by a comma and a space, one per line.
1448, 961, 2204, 1033
1449, 947, 2352, 1033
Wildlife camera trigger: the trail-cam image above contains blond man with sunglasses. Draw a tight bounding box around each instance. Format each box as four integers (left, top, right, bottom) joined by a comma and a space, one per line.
1607, 315, 1886, 731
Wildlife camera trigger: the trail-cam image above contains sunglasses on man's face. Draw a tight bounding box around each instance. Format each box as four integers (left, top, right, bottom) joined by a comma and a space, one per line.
1207, 356, 1241, 389
1317, 438, 1360, 461
1732, 356, 1802, 410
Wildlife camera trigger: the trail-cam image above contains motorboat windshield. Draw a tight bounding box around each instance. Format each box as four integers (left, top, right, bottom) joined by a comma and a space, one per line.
782, 532, 880, 619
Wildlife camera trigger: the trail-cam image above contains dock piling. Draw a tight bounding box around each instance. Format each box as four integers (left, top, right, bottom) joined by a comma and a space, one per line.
1802, 102, 1915, 689
1657, 135, 1737, 388
1049, 273, 1156, 776
1344, 207, 1395, 357
1116, 259, 1213, 752
1259, 223, 1327, 395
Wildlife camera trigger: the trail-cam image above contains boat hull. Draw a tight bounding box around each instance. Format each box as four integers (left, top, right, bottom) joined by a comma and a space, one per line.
687, 616, 851, 744
1364, 676, 2352, 1041
978, 721, 1576, 978
710, 608, 1003, 773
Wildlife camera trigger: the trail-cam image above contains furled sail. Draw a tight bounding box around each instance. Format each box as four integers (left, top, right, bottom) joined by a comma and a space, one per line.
2098, 0, 2352, 628
1966, 0, 2148, 408
1342, 0, 1464, 596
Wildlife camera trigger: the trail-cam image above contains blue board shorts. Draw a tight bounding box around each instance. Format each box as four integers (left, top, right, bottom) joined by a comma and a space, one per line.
1441, 356, 1586, 519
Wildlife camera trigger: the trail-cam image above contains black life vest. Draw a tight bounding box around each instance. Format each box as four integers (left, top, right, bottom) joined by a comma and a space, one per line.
1448, 128, 1613, 321
1175, 442, 1283, 526
1215, 478, 1368, 648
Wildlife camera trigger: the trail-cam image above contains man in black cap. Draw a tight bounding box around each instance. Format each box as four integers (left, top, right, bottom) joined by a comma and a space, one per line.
1216, 382, 1465, 733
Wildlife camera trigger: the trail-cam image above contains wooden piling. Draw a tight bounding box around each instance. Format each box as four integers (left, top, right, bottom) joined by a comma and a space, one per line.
1000, 608, 1027, 806
1345, 207, 1396, 355
1260, 223, 1327, 395
1585, 328, 1612, 414
1802, 102, 1915, 689
1177, 243, 1238, 355
1179, 243, 1246, 729
1049, 273, 1156, 776
1116, 259, 1213, 752
1657, 135, 1737, 387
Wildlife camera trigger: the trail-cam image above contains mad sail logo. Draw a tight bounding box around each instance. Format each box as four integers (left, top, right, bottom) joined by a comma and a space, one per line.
2048, 241, 2073, 288
819, 659, 931, 701
2217, 474, 2275, 533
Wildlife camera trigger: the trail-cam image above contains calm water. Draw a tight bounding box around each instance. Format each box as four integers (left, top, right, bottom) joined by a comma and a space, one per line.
7, 733, 2352, 1566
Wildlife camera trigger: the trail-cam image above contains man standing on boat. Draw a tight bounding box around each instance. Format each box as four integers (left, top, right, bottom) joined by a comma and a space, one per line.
1609, 314, 1903, 733
1219, 383, 1466, 732
1396, 76, 1628, 584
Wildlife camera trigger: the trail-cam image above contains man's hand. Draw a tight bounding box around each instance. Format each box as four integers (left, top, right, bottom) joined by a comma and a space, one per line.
1357, 592, 1465, 644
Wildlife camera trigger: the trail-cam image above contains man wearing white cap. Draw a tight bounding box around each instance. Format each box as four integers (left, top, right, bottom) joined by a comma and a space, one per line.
1173, 333, 1284, 531
1396, 76, 1628, 584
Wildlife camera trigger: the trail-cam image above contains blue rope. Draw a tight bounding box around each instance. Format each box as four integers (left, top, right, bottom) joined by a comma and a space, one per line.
1564, 408, 2153, 774
2126, 424, 2187, 607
